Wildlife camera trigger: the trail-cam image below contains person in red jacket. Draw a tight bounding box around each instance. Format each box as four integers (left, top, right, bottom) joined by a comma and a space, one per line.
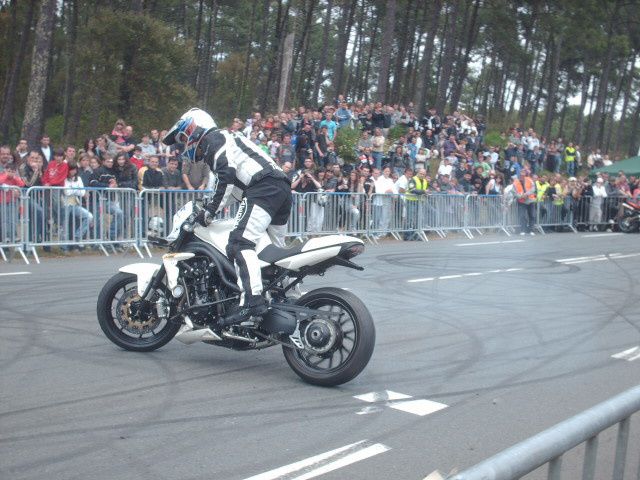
42, 149, 68, 186
0, 162, 25, 242
41, 148, 69, 239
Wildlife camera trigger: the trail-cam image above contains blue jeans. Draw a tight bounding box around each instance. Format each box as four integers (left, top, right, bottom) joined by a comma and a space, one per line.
0, 201, 19, 243
65, 204, 92, 241
372, 152, 383, 170
566, 161, 576, 176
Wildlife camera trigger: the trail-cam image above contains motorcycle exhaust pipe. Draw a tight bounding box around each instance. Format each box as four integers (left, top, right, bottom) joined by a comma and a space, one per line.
175, 316, 222, 345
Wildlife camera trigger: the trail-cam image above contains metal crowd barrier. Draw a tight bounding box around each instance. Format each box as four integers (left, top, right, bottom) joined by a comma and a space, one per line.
569, 195, 625, 232
23, 186, 140, 262
2, 187, 634, 264
0, 185, 28, 262
448, 384, 640, 480
465, 194, 510, 237
290, 192, 371, 240
536, 198, 575, 233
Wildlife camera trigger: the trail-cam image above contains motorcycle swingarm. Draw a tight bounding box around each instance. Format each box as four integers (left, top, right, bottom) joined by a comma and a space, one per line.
270, 303, 336, 321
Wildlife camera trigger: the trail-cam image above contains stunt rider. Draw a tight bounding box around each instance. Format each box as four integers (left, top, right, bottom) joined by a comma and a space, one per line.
163, 108, 292, 326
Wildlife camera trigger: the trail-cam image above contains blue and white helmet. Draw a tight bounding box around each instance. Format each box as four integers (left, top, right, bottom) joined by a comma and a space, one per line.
163, 108, 217, 162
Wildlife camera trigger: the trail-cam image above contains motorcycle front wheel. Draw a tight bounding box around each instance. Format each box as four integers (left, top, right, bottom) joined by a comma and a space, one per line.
283, 287, 375, 387
97, 272, 181, 352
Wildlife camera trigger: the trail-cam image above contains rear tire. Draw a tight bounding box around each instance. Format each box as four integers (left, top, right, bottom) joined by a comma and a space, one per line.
618, 214, 639, 233
282, 287, 375, 387
97, 272, 180, 352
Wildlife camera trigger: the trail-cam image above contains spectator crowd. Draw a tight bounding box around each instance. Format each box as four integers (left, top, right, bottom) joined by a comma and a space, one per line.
1, 97, 639, 247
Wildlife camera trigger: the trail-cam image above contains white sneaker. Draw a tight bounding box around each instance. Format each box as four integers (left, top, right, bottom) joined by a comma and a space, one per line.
520, 232, 525, 236
529, 232, 535, 236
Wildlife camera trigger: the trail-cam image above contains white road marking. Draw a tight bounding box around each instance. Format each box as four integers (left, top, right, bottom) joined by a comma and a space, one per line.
563, 257, 608, 265
407, 267, 524, 284
388, 399, 448, 416
610, 253, 640, 259
355, 406, 384, 415
353, 390, 412, 403
407, 277, 435, 283
612, 346, 640, 362
0, 271, 31, 277
294, 443, 390, 480
423, 471, 446, 480
556, 256, 593, 262
354, 391, 449, 417
581, 233, 623, 238
243, 440, 390, 480
455, 240, 524, 247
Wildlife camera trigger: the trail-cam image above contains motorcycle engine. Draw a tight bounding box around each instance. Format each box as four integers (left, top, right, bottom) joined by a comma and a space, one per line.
180, 256, 225, 324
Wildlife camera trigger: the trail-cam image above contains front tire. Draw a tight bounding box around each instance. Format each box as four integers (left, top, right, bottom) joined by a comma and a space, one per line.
283, 287, 375, 387
97, 272, 180, 352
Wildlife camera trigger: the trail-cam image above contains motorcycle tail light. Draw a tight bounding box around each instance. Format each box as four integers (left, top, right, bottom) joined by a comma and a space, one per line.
343, 243, 365, 259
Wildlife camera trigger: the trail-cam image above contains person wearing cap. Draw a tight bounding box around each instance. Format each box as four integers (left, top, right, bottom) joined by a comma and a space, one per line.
588, 177, 608, 230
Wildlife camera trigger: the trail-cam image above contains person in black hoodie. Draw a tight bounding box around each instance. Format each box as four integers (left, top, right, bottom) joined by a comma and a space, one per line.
89, 154, 124, 241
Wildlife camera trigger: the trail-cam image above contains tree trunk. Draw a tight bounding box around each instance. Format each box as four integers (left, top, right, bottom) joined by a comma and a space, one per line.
404, 3, 425, 104
531, 40, 550, 130
348, 0, 367, 100
62, 0, 79, 140
614, 55, 635, 155
361, 3, 380, 103
572, 71, 590, 144
376, 0, 396, 103
519, 47, 542, 126
293, 0, 317, 105
542, 35, 562, 140
21, 0, 56, 147
628, 91, 640, 157
198, 0, 220, 107
236, 0, 257, 116
448, 0, 480, 111
390, 0, 414, 104
310, 0, 333, 106
414, 0, 442, 117
260, 0, 285, 111
331, 0, 357, 101
586, 0, 621, 149
192, 0, 205, 88
0, 0, 36, 141
277, 32, 295, 112
434, 1, 458, 113
604, 59, 626, 153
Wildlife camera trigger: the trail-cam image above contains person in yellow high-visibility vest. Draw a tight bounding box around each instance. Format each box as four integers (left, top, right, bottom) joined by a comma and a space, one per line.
564, 142, 577, 176
405, 168, 428, 240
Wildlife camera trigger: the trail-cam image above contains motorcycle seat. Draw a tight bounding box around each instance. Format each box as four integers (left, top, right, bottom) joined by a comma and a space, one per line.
258, 243, 307, 264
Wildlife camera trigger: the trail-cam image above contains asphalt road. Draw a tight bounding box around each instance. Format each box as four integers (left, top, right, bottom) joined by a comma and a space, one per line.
1, 232, 640, 480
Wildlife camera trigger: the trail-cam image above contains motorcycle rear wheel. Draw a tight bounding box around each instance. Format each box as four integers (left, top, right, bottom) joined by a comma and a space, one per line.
97, 272, 180, 352
618, 215, 639, 233
282, 287, 375, 387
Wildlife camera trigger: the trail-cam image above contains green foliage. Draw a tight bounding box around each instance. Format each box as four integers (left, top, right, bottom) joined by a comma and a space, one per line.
69, 10, 196, 141
484, 130, 506, 148
334, 126, 361, 164
209, 52, 260, 126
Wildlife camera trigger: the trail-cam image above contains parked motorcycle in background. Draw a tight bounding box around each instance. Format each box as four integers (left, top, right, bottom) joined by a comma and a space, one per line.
97, 198, 375, 386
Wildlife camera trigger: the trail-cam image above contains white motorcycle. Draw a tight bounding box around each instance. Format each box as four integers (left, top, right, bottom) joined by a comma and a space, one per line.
97, 199, 375, 386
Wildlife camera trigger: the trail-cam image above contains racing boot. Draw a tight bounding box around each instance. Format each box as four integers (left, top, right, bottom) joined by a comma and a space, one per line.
219, 299, 269, 327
